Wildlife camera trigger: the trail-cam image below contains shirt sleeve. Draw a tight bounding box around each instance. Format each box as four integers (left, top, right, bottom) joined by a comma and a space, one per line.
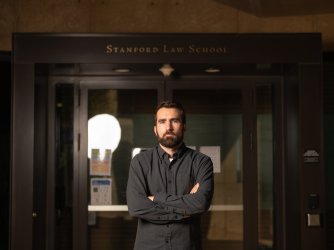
126, 156, 189, 224
153, 156, 214, 216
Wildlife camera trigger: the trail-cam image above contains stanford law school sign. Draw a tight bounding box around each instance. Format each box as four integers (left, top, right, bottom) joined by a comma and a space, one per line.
106, 43, 227, 55
13, 33, 321, 64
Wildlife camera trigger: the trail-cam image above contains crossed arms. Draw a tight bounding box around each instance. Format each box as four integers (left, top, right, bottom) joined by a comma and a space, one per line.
148, 183, 199, 201
126, 156, 214, 224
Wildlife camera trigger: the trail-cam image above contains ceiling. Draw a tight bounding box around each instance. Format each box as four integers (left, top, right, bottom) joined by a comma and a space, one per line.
216, 0, 334, 17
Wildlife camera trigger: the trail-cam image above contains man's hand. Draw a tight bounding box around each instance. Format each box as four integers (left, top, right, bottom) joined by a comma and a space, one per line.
190, 183, 199, 194
148, 196, 154, 201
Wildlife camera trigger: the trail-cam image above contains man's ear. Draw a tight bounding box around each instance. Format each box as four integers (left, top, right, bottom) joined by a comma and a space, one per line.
153, 126, 157, 136
183, 124, 186, 132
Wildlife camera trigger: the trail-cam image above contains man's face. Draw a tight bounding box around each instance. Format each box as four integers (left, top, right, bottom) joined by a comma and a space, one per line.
154, 107, 186, 149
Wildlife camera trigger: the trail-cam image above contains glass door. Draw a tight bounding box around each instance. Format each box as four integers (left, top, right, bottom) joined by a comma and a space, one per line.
54, 77, 278, 250
166, 78, 276, 250
166, 81, 244, 250
76, 79, 163, 250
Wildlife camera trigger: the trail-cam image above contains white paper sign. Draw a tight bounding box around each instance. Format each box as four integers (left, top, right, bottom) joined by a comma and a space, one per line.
90, 148, 112, 176
199, 146, 221, 173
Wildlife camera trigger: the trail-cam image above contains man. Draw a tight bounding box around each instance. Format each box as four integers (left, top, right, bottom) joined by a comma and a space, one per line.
126, 101, 214, 250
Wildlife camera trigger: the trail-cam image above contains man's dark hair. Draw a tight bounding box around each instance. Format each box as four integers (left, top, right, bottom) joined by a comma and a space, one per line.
154, 100, 186, 125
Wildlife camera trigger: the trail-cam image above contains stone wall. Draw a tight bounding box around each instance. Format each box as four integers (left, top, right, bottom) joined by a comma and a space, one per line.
1, 0, 334, 51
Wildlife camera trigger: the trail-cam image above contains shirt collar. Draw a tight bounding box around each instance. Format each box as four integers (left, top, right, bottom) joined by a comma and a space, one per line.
157, 143, 187, 160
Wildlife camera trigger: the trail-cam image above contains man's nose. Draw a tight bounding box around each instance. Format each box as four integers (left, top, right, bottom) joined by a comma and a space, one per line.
166, 121, 173, 130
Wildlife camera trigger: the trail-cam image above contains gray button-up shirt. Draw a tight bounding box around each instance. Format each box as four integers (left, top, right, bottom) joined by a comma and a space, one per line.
126, 144, 214, 250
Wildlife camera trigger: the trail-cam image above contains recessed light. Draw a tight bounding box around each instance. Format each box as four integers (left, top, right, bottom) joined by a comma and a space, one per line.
205, 67, 221, 73
112, 68, 131, 73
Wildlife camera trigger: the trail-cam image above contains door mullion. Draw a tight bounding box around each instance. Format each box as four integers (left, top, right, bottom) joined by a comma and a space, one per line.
73, 84, 89, 250
46, 79, 56, 250
242, 86, 259, 250
72, 84, 79, 250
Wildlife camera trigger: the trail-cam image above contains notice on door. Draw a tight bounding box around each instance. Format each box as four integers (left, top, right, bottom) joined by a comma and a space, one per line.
90, 178, 112, 205
199, 146, 221, 173
303, 149, 320, 163
90, 148, 112, 176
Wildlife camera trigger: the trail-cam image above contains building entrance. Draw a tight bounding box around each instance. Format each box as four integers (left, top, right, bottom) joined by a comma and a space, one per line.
11, 34, 325, 250
46, 73, 279, 250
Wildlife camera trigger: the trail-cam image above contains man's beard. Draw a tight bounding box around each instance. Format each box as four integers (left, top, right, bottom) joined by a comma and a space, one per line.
157, 132, 183, 148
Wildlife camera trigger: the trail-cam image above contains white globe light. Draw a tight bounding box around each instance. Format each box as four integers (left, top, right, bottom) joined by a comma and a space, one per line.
88, 114, 121, 158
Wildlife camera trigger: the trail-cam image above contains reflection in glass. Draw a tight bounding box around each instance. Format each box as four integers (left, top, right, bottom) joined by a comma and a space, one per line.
88, 114, 121, 159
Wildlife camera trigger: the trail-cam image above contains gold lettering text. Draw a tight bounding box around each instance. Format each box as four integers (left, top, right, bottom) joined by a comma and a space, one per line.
106, 44, 160, 54
163, 45, 185, 53
188, 45, 227, 54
